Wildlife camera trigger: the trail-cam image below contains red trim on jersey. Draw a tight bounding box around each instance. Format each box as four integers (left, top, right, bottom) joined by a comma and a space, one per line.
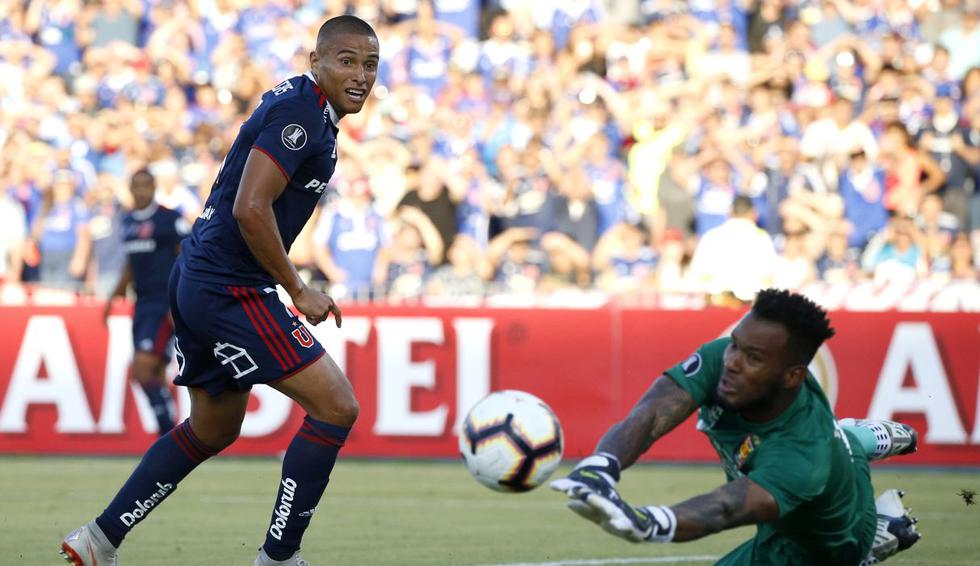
229, 286, 290, 371
310, 79, 327, 108
245, 287, 301, 365
250, 145, 290, 181
268, 350, 325, 385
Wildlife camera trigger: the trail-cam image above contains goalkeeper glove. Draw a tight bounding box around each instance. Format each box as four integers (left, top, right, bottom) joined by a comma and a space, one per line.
550, 453, 624, 526
550, 452, 621, 499
580, 492, 677, 543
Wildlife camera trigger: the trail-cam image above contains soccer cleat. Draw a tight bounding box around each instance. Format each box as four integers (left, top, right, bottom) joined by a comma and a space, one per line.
860, 489, 922, 565
254, 547, 310, 566
60, 521, 118, 566
839, 418, 918, 461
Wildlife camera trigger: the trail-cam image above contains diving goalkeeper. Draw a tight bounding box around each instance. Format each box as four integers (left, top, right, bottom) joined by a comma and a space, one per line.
552, 288, 920, 566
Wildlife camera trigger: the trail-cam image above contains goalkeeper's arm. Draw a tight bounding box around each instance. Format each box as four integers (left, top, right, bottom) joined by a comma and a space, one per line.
594, 375, 697, 469
574, 476, 779, 544
551, 377, 696, 505
668, 476, 779, 541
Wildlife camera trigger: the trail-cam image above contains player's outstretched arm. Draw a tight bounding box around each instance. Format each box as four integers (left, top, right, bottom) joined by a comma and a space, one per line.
669, 476, 779, 541
595, 375, 696, 469
551, 377, 696, 515
567, 476, 779, 544
233, 148, 341, 327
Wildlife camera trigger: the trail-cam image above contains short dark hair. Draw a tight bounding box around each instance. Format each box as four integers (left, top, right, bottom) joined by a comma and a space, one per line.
732, 195, 755, 216
751, 288, 835, 366
131, 168, 154, 185
316, 15, 377, 51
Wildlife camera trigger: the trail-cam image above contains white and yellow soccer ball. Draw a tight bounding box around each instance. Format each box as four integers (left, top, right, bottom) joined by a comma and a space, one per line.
459, 390, 564, 493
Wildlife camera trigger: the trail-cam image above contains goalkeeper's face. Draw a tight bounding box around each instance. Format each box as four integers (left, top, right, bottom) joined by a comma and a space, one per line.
717, 314, 797, 414
310, 32, 379, 118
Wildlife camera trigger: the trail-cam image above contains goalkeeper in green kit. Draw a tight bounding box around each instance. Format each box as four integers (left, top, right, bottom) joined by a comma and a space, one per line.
552, 289, 920, 566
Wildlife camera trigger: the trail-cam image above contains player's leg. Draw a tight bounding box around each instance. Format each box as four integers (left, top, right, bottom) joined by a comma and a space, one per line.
61, 388, 248, 564
131, 303, 178, 434
838, 418, 917, 462
95, 387, 248, 542
62, 263, 247, 565
132, 351, 176, 434
256, 354, 358, 563
216, 284, 355, 563
841, 429, 922, 565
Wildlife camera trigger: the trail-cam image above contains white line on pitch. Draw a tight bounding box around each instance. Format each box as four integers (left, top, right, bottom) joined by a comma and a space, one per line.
472, 556, 718, 566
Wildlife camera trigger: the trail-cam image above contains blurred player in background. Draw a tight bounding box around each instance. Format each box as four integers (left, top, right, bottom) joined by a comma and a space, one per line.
103, 168, 189, 435
552, 289, 921, 565
62, 15, 379, 566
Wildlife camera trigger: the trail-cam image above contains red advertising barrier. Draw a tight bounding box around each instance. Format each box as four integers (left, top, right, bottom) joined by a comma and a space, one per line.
0, 304, 978, 466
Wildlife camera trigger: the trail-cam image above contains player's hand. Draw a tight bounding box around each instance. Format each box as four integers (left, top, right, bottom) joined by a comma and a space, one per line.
291, 284, 342, 328
577, 494, 677, 544
550, 453, 622, 524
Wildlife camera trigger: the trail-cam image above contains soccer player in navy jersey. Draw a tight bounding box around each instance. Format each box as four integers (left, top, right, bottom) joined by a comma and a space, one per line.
103, 168, 189, 436
62, 16, 379, 566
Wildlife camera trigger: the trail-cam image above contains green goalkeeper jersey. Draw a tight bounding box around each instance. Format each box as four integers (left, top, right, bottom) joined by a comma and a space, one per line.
666, 338, 877, 565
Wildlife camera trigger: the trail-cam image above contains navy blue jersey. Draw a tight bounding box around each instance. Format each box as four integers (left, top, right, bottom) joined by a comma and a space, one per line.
122, 204, 188, 300
181, 72, 340, 285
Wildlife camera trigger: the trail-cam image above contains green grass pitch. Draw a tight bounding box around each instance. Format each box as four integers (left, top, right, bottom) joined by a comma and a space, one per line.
2, 457, 977, 565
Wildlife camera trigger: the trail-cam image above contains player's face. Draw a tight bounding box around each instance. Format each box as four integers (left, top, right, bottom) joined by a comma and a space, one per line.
311, 33, 379, 117
130, 174, 155, 210
718, 314, 795, 414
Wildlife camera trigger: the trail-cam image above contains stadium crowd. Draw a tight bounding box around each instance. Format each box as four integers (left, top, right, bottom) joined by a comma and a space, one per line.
0, 0, 979, 308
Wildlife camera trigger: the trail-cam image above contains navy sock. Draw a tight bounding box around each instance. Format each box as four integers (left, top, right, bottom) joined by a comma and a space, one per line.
95, 419, 218, 547
140, 382, 176, 434
263, 416, 350, 560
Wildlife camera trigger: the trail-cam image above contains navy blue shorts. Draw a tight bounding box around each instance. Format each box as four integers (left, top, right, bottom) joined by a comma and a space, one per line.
132, 299, 174, 362
168, 261, 325, 397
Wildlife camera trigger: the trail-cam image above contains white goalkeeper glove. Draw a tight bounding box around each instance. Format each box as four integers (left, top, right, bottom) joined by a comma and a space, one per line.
579, 492, 677, 543
550, 454, 676, 542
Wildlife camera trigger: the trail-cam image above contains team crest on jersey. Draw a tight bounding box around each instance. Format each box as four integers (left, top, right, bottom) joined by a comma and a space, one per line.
681, 353, 702, 376
281, 124, 307, 150
734, 434, 760, 471
291, 326, 314, 348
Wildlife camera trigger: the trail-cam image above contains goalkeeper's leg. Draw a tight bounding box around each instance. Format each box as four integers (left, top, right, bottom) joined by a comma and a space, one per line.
860, 489, 921, 565
838, 418, 917, 462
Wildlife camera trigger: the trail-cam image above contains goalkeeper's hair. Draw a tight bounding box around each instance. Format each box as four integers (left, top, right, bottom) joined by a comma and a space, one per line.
751, 288, 835, 366
316, 15, 377, 52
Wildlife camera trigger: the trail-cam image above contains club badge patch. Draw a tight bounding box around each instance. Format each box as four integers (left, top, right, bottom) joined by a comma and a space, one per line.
681, 353, 702, 376
734, 434, 760, 471
281, 124, 307, 150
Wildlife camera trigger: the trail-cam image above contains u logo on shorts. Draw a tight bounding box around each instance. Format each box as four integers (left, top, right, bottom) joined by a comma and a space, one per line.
291, 326, 315, 348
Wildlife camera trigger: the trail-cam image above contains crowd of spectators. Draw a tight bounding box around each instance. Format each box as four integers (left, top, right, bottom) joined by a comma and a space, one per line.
1, 0, 979, 309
